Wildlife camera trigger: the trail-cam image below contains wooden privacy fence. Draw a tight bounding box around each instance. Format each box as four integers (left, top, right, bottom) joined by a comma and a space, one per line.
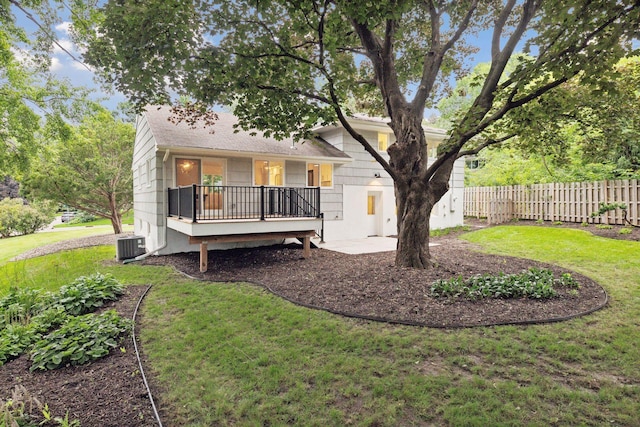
464, 180, 640, 226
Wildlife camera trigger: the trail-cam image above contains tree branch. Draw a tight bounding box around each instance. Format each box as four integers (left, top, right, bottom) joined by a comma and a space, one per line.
9, 0, 93, 72
457, 133, 516, 158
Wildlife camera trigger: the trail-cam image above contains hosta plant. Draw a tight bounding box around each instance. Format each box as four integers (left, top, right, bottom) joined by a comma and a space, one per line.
430, 268, 579, 301
30, 309, 131, 371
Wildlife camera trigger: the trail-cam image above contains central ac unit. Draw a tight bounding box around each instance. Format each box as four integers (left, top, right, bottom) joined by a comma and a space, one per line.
116, 236, 146, 260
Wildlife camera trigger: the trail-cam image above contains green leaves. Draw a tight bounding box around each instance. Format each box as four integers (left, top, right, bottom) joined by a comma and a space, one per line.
0, 273, 130, 369
30, 310, 131, 371
53, 273, 125, 316
23, 108, 134, 234
430, 267, 578, 300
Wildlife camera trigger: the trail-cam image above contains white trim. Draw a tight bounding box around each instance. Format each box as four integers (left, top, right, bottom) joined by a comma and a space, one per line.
156, 145, 352, 164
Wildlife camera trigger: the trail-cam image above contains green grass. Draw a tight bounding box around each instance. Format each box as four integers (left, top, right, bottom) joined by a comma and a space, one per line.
54, 211, 134, 228
2, 226, 640, 426
0, 228, 120, 266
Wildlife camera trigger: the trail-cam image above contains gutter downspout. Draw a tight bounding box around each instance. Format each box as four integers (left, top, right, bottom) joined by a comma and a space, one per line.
124, 149, 170, 264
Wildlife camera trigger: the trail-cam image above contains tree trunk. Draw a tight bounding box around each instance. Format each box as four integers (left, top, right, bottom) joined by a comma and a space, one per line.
395, 180, 435, 268
108, 194, 123, 234
389, 112, 457, 268
110, 214, 123, 234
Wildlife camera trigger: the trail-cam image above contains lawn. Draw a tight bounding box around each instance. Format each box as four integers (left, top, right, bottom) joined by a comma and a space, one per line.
53, 211, 134, 228
1, 226, 639, 426
0, 227, 119, 265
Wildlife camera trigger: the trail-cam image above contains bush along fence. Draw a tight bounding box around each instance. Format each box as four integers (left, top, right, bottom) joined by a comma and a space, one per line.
464, 179, 640, 226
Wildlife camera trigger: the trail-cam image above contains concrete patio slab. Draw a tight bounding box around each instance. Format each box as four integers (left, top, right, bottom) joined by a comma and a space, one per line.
316, 236, 439, 255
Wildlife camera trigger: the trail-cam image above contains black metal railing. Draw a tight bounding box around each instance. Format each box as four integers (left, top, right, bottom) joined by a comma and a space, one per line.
167, 185, 321, 222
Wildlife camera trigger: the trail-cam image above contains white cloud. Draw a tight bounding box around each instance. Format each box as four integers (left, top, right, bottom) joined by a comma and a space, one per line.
55, 22, 72, 35
50, 57, 63, 72
52, 38, 76, 55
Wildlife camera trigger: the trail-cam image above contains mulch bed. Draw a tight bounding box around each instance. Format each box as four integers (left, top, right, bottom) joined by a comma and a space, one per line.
1, 221, 619, 426
141, 235, 608, 328
0, 286, 157, 427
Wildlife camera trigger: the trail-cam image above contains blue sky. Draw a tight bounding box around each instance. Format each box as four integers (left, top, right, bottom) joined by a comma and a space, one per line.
12, 7, 127, 111
13, 4, 637, 118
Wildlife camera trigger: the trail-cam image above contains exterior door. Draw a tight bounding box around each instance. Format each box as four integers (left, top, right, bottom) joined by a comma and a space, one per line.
202, 159, 225, 216
366, 192, 381, 236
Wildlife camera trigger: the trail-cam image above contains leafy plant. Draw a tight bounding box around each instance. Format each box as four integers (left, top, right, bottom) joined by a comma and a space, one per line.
0, 323, 41, 365
51, 273, 124, 316
430, 268, 578, 300
619, 228, 633, 235
591, 202, 627, 217
595, 224, 613, 230
552, 221, 563, 226
30, 310, 131, 371
0, 286, 50, 327
581, 221, 589, 227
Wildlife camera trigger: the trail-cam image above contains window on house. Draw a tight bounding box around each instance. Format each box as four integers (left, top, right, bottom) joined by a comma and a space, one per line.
378, 132, 389, 151
145, 159, 152, 187
307, 163, 333, 187
367, 195, 376, 215
254, 160, 284, 186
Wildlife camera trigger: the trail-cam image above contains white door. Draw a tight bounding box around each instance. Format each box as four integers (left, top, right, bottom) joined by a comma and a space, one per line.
366, 192, 381, 236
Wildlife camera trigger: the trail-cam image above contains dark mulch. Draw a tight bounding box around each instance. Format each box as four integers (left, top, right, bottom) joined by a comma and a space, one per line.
0, 221, 617, 426
141, 234, 608, 328
0, 286, 157, 427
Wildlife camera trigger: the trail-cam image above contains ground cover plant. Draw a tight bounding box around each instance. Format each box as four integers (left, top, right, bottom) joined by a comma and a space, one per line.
430, 267, 579, 300
0, 273, 129, 370
0, 225, 638, 425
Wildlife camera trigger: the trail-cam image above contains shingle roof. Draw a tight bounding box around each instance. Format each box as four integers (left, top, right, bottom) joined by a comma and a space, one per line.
143, 106, 351, 161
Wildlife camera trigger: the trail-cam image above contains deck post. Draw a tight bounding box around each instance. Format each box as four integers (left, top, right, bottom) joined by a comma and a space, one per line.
200, 241, 208, 273
302, 236, 311, 258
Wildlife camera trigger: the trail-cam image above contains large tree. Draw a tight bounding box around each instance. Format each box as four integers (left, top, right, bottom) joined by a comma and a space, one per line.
81, 0, 640, 268
1, 0, 96, 178
24, 109, 134, 234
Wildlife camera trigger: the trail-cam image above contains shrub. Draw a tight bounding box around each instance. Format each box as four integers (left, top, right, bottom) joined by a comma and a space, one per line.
0, 198, 54, 237
596, 224, 613, 230
619, 228, 633, 235
430, 268, 578, 301
30, 310, 131, 371
69, 211, 97, 224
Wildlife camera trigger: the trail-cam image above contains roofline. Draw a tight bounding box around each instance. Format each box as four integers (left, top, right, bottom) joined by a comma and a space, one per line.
155, 145, 353, 164
313, 117, 449, 140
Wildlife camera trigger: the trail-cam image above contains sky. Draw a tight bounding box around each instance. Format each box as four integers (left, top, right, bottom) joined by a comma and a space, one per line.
12, 3, 639, 118
12, 7, 128, 111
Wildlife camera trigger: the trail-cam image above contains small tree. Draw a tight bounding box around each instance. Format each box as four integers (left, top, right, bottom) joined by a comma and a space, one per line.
24, 109, 134, 234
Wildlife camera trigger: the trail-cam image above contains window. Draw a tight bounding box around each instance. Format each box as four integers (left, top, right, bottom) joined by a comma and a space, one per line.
307, 163, 333, 187
254, 160, 284, 186
145, 159, 152, 188
378, 132, 389, 151
367, 195, 376, 215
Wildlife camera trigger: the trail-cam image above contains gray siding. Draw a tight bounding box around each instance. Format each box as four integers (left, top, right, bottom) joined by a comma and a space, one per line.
133, 115, 164, 252
285, 160, 306, 187
227, 158, 252, 186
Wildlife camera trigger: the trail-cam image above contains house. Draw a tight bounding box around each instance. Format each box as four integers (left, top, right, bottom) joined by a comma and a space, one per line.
132, 106, 464, 270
